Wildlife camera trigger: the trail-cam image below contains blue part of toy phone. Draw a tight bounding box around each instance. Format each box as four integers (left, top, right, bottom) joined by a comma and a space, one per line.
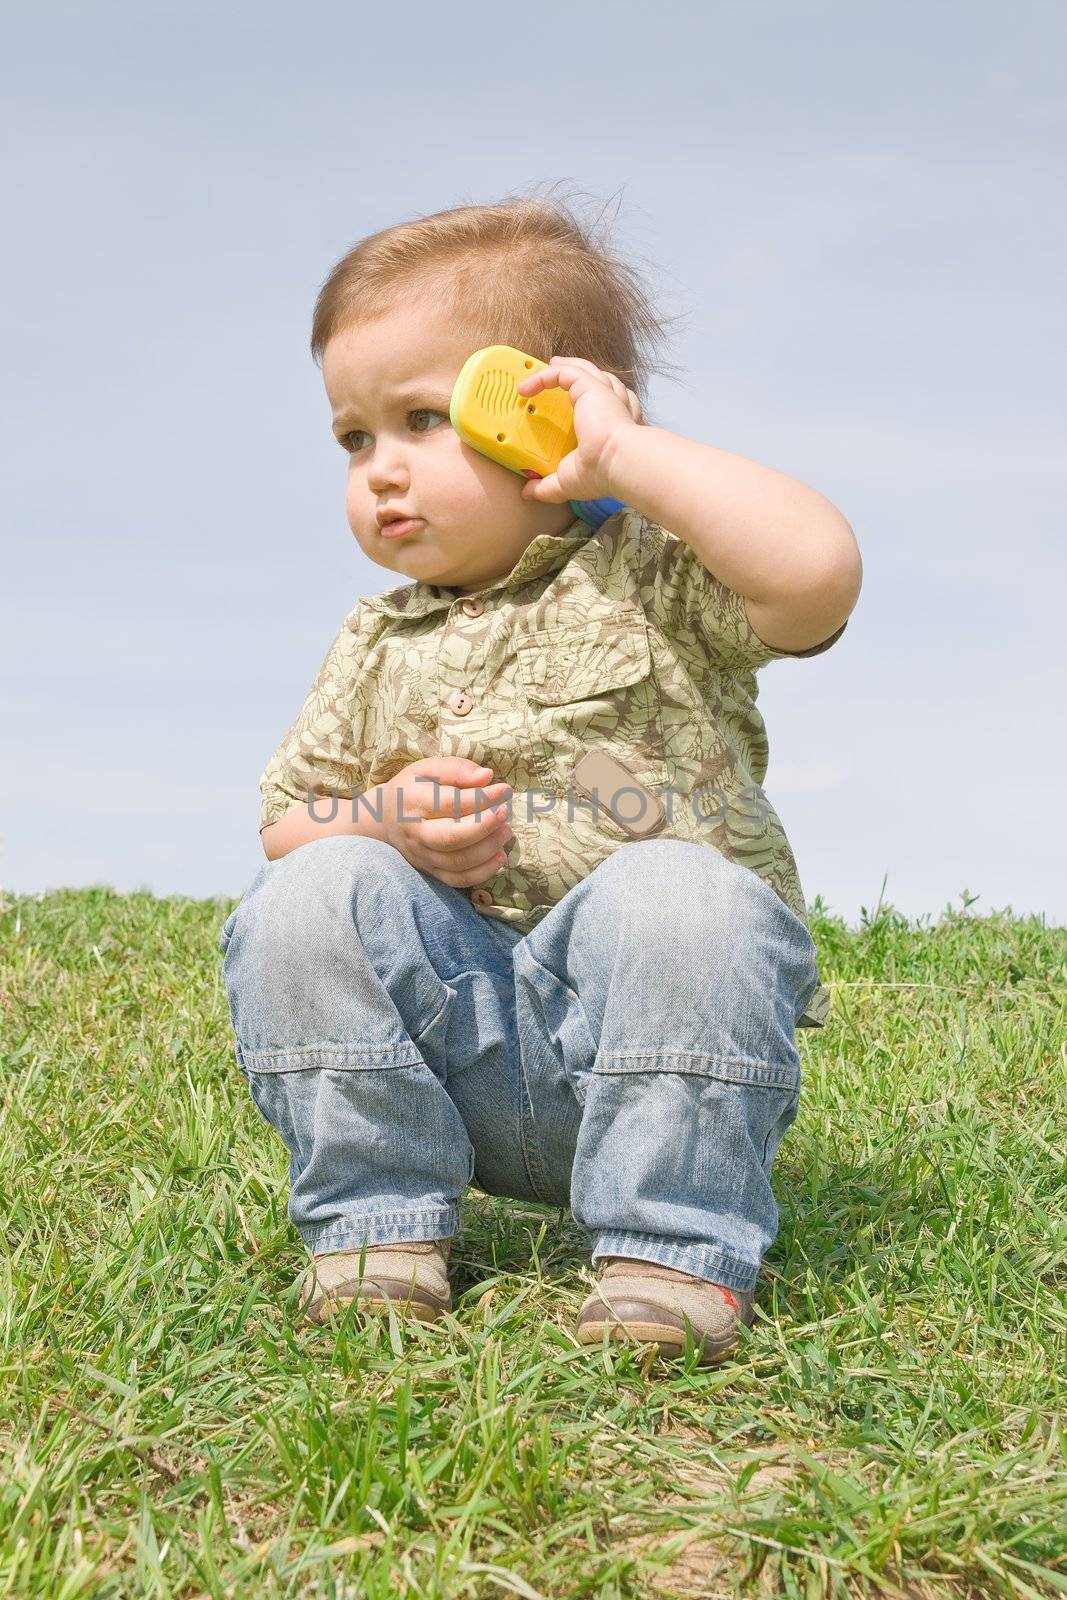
570, 496, 625, 528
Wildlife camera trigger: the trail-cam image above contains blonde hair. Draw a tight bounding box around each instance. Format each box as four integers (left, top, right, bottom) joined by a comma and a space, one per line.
309, 184, 686, 420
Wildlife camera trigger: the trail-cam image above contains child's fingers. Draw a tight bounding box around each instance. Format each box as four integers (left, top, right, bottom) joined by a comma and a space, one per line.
517, 357, 612, 395
428, 843, 510, 887
516, 364, 581, 396
422, 804, 512, 854
396, 779, 510, 817
418, 814, 513, 882
522, 470, 564, 501
444, 781, 511, 814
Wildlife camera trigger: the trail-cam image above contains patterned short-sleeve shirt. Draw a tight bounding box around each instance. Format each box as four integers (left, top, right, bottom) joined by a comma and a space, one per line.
259, 507, 847, 1028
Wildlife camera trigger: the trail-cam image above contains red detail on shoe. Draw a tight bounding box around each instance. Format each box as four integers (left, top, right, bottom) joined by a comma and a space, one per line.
715, 1285, 739, 1311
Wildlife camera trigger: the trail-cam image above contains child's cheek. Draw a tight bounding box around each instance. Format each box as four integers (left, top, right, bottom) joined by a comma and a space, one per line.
344, 476, 365, 535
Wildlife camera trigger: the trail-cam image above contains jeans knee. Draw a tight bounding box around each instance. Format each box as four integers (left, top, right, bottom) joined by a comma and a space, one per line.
223, 835, 402, 973
592, 840, 745, 934
591, 839, 817, 986
276, 832, 399, 885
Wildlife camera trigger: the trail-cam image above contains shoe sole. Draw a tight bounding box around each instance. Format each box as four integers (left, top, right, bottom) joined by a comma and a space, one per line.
576, 1315, 737, 1365
304, 1283, 450, 1326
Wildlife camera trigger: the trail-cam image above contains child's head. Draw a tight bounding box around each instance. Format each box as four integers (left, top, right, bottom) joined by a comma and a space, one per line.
311, 190, 680, 594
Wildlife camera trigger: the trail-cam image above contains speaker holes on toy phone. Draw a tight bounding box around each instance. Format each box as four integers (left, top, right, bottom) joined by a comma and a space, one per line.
476, 370, 512, 416
527, 405, 535, 412
496, 432, 506, 442
524, 359, 533, 368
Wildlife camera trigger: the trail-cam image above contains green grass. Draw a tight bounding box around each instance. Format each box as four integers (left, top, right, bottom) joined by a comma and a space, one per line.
1, 883, 1065, 1599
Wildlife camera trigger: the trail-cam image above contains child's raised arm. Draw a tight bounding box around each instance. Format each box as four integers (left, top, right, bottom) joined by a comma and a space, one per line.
608, 425, 861, 655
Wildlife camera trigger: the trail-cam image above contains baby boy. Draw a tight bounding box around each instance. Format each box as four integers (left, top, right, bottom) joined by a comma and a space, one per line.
219, 195, 861, 1367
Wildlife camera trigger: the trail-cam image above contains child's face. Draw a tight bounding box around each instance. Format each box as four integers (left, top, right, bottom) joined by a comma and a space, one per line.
323, 300, 577, 594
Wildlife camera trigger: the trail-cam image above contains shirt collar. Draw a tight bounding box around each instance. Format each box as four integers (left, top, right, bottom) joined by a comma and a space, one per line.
361, 515, 597, 620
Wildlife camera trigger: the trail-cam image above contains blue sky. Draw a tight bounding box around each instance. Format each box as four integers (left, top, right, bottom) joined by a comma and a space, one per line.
3, 0, 1064, 927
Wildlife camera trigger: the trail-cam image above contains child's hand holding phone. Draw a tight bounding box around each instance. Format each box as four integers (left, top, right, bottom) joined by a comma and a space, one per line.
515, 355, 644, 507
449, 345, 635, 523
380, 757, 514, 888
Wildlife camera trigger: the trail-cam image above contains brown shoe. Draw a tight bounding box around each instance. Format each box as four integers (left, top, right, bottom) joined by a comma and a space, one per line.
299, 1238, 453, 1325
576, 1257, 754, 1366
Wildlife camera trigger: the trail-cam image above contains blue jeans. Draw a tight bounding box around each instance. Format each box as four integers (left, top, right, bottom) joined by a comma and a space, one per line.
219, 836, 819, 1292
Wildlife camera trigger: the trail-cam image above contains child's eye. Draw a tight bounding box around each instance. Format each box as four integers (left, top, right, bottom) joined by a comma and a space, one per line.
340, 409, 448, 453
411, 408, 448, 434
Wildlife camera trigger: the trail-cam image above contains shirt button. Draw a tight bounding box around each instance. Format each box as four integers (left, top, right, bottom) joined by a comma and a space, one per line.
469, 888, 493, 907
448, 690, 475, 715
461, 597, 485, 617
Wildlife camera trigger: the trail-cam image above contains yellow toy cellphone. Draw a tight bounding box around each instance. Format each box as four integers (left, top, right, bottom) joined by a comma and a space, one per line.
449, 344, 624, 528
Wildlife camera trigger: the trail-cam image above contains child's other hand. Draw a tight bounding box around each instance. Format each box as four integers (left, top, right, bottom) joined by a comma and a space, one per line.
515, 356, 644, 506
380, 757, 514, 887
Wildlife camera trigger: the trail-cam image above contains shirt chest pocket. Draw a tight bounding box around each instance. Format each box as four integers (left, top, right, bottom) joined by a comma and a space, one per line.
515, 610, 670, 793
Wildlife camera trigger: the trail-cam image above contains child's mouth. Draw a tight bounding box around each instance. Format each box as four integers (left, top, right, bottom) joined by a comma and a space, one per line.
379, 518, 424, 540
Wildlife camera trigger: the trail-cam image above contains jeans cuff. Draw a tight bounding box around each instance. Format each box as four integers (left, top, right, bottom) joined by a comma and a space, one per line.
592, 1050, 799, 1090
236, 1041, 425, 1073
301, 1206, 460, 1255
590, 1230, 760, 1293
